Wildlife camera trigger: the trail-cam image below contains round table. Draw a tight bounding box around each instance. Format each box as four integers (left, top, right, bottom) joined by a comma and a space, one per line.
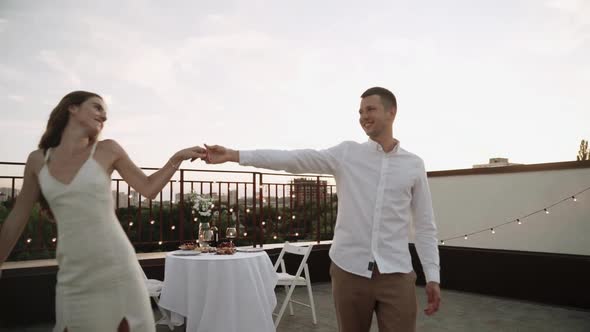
158, 250, 278, 332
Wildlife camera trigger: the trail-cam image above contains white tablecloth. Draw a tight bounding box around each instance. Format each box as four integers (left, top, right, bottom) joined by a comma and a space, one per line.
159, 251, 278, 332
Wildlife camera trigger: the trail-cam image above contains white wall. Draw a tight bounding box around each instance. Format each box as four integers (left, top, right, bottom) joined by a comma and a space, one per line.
421, 167, 590, 255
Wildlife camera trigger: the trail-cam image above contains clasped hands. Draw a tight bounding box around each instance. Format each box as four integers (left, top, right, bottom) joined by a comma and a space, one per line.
194, 144, 238, 164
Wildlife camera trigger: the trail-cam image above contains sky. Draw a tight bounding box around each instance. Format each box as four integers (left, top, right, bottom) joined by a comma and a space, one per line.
0, 0, 589, 173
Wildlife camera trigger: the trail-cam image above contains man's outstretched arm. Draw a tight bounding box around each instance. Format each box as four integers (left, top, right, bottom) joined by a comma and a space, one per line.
204, 143, 344, 176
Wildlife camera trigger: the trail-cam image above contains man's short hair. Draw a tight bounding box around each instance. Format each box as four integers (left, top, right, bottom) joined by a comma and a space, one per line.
361, 87, 397, 110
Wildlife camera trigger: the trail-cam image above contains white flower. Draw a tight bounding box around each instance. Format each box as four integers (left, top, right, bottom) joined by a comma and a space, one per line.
190, 192, 214, 219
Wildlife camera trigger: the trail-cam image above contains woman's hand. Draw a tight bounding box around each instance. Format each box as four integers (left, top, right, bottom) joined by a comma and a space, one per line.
170, 146, 208, 167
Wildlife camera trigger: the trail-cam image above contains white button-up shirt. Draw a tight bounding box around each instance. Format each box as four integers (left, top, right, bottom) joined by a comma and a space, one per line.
239, 139, 440, 283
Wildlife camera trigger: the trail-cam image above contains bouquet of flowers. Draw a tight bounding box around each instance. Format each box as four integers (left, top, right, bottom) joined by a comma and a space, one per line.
190, 192, 215, 223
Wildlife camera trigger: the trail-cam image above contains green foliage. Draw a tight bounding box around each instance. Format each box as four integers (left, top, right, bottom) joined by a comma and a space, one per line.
577, 139, 589, 161
2, 192, 339, 261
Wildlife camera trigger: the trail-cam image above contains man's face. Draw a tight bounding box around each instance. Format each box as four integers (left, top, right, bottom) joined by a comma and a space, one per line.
358, 95, 395, 139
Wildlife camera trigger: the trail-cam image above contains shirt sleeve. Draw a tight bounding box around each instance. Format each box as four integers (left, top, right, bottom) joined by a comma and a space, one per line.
238, 143, 345, 175
411, 160, 441, 283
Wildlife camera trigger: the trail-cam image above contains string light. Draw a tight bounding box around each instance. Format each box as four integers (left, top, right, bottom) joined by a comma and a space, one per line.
440, 187, 589, 245
158, 241, 163, 245
129, 222, 134, 227
150, 220, 155, 225
243, 232, 248, 236
52, 238, 57, 243
171, 225, 176, 230
295, 232, 299, 236
278, 216, 282, 220
246, 208, 250, 213
273, 235, 278, 240
229, 208, 233, 213
292, 215, 296, 220
262, 221, 266, 226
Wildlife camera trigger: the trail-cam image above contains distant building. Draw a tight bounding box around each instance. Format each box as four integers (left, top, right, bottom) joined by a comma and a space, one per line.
473, 158, 522, 168
290, 178, 328, 206
112, 190, 139, 208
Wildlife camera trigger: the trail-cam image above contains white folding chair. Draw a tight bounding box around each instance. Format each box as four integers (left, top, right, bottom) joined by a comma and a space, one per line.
142, 269, 174, 331
273, 242, 317, 327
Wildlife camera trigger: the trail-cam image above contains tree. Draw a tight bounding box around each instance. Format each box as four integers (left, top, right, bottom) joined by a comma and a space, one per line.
577, 139, 589, 161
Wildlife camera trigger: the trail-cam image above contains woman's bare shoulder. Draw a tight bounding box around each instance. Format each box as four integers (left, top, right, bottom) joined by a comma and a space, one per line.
26, 149, 46, 174
97, 139, 124, 152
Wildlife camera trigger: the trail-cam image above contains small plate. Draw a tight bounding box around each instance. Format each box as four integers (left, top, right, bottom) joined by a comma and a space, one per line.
172, 250, 201, 256
236, 247, 264, 253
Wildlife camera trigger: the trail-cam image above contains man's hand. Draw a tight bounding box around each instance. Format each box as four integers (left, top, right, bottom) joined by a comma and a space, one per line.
424, 282, 441, 316
204, 144, 239, 164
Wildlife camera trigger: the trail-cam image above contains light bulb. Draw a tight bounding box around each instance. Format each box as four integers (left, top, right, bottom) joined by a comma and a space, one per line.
464, 235, 468, 240
229, 208, 233, 213
158, 241, 163, 245
150, 220, 155, 225
292, 215, 296, 220
171, 225, 176, 230
129, 222, 134, 227
278, 216, 282, 220
295, 232, 299, 236
517, 219, 522, 225
26, 238, 32, 243
243, 232, 248, 236
273, 235, 277, 240
52, 238, 57, 243
572, 196, 577, 202
491, 228, 495, 234
544, 208, 549, 214
441, 240, 445, 245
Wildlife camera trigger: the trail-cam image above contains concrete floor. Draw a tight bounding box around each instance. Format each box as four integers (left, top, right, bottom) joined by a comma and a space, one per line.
2, 283, 588, 332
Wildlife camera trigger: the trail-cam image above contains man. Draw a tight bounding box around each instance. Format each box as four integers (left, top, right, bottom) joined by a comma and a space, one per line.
205, 87, 441, 332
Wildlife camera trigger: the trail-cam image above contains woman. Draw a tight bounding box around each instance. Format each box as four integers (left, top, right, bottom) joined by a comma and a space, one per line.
0, 91, 207, 332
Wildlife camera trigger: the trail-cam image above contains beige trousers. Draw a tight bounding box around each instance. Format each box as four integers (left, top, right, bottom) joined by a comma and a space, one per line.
330, 262, 418, 332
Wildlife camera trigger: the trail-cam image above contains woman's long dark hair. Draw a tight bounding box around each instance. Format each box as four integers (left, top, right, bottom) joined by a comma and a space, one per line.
38, 91, 103, 218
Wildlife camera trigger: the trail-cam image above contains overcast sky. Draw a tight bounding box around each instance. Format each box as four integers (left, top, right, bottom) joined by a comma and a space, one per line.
1, 0, 589, 173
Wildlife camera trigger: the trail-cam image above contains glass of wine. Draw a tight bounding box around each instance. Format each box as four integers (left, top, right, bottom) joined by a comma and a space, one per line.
226, 226, 237, 246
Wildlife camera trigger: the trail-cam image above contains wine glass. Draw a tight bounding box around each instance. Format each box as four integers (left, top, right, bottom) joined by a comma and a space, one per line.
226, 226, 237, 246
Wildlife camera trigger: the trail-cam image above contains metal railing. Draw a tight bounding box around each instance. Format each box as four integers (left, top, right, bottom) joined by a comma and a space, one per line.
0, 162, 337, 261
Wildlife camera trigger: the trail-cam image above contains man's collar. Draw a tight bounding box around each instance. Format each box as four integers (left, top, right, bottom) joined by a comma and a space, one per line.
366, 137, 400, 153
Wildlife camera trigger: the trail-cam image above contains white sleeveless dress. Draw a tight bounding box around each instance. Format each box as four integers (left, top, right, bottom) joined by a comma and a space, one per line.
39, 142, 155, 332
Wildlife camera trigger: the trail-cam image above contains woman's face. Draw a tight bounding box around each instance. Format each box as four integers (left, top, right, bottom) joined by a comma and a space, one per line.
69, 96, 108, 136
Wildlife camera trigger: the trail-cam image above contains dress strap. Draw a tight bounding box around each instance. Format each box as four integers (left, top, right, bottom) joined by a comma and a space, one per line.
44, 148, 52, 163
90, 140, 99, 156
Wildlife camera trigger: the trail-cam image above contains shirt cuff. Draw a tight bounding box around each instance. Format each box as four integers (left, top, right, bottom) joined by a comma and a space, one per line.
423, 267, 440, 284
238, 150, 252, 165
